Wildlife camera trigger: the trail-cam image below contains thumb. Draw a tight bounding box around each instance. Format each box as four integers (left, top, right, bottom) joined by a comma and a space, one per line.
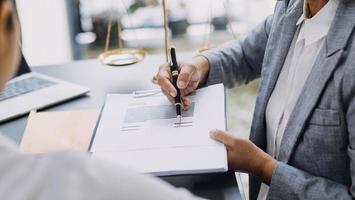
209, 129, 235, 148
177, 64, 196, 89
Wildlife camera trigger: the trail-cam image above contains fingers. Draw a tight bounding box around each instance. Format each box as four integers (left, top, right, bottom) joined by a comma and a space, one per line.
209, 129, 235, 148
180, 81, 199, 97
181, 96, 191, 110
162, 90, 192, 111
177, 64, 197, 89
157, 64, 177, 97
162, 90, 175, 104
163, 92, 191, 110
157, 62, 198, 109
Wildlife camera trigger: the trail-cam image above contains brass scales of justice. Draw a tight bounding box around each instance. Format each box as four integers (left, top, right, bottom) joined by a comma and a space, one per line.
98, 0, 237, 67
98, 0, 147, 66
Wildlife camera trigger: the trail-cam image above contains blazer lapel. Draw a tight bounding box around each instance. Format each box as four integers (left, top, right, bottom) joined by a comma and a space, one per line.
250, 1, 303, 150
278, 1, 355, 163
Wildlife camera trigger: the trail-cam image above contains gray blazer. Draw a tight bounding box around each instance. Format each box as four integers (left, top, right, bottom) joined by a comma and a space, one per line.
201, 0, 355, 199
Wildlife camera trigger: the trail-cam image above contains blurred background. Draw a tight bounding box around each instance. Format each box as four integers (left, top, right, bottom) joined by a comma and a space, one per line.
15, 0, 275, 66
15, 1, 275, 199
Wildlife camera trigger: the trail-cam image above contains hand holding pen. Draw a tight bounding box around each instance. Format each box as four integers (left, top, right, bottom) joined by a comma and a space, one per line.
156, 52, 210, 111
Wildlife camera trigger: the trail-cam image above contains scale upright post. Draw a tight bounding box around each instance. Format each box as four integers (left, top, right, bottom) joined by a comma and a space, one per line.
162, 0, 169, 62
152, 0, 170, 84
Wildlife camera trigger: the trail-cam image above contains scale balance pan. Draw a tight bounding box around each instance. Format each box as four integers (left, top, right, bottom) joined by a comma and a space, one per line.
99, 48, 147, 66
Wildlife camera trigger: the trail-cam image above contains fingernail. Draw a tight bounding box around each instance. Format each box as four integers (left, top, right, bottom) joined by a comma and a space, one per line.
178, 80, 186, 88
184, 102, 190, 108
170, 91, 177, 97
210, 129, 218, 133
209, 132, 216, 139
209, 129, 218, 137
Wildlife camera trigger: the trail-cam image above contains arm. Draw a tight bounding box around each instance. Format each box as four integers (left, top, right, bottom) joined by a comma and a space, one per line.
156, 15, 274, 108
267, 162, 352, 199
0, 135, 202, 200
210, 121, 353, 200
200, 15, 274, 87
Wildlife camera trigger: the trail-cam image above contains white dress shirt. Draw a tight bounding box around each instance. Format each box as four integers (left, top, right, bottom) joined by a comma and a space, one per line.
0, 134, 201, 200
258, 0, 339, 199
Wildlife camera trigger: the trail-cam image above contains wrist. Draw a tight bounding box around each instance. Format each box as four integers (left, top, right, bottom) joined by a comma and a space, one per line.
192, 56, 210, 85
254, 151, 277, 185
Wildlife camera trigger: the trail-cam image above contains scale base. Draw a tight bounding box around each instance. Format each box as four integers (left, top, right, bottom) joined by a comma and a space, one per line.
99, 48, 147, 66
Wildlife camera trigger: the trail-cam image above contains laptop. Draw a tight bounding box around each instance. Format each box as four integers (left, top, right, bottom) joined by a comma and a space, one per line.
0, 54, 90, 123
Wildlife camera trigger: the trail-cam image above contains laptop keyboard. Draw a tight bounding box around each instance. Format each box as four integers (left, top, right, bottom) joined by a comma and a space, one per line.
0, 77, 57, 101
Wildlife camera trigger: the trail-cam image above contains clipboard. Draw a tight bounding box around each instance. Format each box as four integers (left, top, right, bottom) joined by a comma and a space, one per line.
21, 109, 100, 154
90, 84, 228, 176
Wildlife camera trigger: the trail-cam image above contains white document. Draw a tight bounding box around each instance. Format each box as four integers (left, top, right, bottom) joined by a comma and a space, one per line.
90, 84, 228, 176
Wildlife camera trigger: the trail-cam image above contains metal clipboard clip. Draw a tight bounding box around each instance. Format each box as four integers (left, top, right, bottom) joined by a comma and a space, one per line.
133, 89, 162, 98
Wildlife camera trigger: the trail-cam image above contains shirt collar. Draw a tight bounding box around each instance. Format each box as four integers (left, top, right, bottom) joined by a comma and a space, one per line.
296, 0, 339, 46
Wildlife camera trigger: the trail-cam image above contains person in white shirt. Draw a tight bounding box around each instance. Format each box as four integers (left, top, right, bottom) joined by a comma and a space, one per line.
0, 1, 201, 199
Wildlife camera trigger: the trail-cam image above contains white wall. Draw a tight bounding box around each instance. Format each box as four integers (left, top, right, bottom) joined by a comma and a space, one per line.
16, 0, 73, 66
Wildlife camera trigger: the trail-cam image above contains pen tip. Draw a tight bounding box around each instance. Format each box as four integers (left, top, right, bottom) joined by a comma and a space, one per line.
177, 115, 182, 124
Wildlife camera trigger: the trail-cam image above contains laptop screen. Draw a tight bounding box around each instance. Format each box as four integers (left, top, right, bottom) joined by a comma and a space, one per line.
15, 53, 31, 77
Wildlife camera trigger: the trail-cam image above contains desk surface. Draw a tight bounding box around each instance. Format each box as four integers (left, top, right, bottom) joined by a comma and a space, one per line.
0, 54, 242, 200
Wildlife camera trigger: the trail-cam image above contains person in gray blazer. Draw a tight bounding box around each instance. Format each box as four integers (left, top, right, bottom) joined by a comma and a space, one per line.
157, 0, 355, 199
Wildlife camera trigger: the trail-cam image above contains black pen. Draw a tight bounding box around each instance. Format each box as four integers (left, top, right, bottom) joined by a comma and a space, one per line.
170, 47, 182, 123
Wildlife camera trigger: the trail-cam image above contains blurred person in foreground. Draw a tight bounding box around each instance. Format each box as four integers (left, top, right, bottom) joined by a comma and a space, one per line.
0, 1, 202, 199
